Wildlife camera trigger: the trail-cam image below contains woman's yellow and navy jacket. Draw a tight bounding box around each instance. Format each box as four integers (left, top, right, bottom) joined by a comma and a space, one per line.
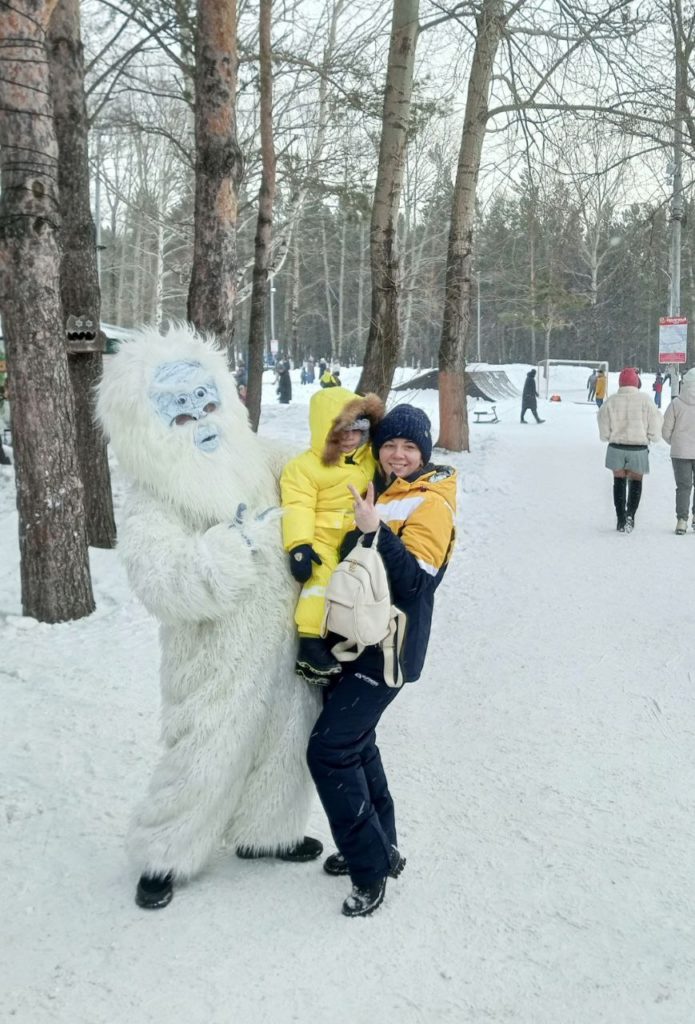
341, 463, 457, 683
280, 386, 383, 635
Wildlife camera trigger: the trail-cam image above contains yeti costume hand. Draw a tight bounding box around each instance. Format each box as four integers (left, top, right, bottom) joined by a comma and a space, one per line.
97, 324, 319, 880
117, 500, 282, 624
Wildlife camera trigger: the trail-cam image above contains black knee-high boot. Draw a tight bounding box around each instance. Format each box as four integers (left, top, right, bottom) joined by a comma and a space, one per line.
613, 477, 627, 528
627, 478, 642, 520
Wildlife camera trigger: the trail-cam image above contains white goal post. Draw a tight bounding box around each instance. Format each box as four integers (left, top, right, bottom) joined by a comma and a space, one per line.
536, 358, 609, 399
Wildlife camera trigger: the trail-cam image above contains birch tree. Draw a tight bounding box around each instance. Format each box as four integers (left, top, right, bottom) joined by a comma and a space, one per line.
0, 0, 94, 621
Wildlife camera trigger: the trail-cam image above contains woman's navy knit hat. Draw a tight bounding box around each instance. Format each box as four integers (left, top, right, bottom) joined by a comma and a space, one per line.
372, 404, 432, 464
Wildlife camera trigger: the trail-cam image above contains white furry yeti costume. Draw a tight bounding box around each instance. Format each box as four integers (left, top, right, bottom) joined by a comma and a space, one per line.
97, 324, 319, 880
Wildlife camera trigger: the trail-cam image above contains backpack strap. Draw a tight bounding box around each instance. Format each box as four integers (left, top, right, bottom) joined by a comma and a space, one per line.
330, 638, 364, 664
381, 606, 407, 688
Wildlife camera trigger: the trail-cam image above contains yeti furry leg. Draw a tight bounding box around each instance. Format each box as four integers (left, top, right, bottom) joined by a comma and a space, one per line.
227, 688, 320, 853
128, 717, 259, 880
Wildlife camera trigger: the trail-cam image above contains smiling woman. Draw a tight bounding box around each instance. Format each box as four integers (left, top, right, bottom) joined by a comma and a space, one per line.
307, 403, 457, 919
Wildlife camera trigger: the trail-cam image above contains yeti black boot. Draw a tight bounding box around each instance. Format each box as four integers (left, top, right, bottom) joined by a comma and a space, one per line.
236, 835, 323, 862
135, 871, 174, 910
613, 476, 627, 531
277, 836, 324, 862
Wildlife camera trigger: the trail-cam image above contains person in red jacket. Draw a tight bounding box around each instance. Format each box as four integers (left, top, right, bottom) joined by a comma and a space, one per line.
653, 371, 664, 408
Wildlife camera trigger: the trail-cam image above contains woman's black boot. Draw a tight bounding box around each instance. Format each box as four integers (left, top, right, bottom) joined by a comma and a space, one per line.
342, 878, 387, 917
613, 477, 627, 530
626, 478, 642, 531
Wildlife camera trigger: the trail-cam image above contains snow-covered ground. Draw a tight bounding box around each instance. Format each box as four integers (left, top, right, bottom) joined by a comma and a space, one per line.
2, 364, 694, 1024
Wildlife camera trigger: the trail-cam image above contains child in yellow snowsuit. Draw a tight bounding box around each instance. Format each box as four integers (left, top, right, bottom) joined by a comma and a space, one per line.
281, 386, 383, 682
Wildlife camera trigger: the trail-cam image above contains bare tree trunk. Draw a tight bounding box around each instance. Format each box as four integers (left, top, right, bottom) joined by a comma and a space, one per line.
321, 214, 336, 357
337, 211, 346, 363
544, 319, 552, 367
116, 229, 128, 324
356, 212, 366, 360
131, 203, 144, 323
235, 0, 346, 308
528, 190, 537, 364
152, 213, 164, 325
187, 0, 242, 353
246, 0, 275, 431
291, 229, 300, 366
437, 0, 504, 452
0, 0, 94, 622
402, 226, 430, 362
48, 0, 116, 549
357, 0, 419, 399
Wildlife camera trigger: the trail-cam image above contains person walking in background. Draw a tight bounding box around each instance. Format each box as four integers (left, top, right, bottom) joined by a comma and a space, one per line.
276, 359, 292, 404
653, 371, 664, 408
594, 369, 608, 407
598, 367, 662, 533
587, 369, 598, 402
520, 369, 544, 424
319, 364, 341, 389
662, 366, 695, 534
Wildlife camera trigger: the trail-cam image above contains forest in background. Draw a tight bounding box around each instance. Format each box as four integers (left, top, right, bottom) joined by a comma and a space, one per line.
87, 2, 692, 374
3, 0, 695, 622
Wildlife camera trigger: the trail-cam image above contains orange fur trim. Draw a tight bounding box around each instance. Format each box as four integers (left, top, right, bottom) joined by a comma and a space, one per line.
322, 393, 384, 465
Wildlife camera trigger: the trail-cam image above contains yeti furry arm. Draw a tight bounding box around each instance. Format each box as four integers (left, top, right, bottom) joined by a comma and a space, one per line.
255, 434, 298, 482
119, 493, 266, 624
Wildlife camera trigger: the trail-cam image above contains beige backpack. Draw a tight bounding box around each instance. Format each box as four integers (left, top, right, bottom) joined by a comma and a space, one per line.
320, 536, 407, 688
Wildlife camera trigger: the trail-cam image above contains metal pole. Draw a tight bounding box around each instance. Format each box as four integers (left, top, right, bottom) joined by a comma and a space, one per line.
476, 271, 481, 362
669, 60, 684, 397
269, 277, 276, 343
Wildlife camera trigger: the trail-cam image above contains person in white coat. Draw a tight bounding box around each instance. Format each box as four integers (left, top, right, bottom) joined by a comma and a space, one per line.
662, 366, 695, 534
97, 325, 321, 910
597, 366, 662, 532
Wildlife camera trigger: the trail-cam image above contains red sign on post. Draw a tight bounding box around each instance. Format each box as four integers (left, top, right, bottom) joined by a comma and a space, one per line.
659, 316, 688, 364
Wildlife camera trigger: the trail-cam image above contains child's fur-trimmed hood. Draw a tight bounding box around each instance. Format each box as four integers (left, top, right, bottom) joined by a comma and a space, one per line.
321, 392, 384, 466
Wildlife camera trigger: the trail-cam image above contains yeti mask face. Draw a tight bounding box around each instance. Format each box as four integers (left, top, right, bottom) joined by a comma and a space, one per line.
149, 360, 222, 453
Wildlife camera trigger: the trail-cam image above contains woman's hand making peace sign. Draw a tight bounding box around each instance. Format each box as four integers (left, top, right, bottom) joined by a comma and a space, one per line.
348, 482, 381, 534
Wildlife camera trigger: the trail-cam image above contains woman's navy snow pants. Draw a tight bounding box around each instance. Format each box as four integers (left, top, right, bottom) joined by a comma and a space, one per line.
307, 668, 401, 887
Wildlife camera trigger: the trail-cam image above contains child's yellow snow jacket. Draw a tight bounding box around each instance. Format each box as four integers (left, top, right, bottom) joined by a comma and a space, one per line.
281, 386, 383, 635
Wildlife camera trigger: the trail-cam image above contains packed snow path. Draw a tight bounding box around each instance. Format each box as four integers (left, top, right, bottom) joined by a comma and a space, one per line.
1, 368, 694, 1023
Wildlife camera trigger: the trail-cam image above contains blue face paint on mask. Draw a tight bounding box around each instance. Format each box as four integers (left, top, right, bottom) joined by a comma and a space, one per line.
149, 360, 222, 452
